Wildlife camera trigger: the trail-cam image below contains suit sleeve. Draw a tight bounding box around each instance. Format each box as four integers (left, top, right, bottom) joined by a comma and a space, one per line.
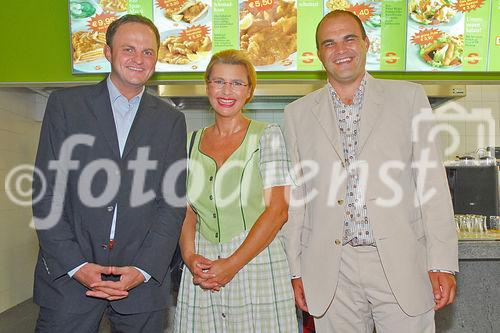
133, 112, 187, 283
410, 85, 459, 272
32, 92, 87, 280
281, 106, 307, 278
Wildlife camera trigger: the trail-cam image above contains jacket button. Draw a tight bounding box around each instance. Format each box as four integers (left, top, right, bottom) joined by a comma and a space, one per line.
209, 195, 213, 200
213, 213, 216, 218
107, 205, 114, 212
209, 176, 213, 181
334, 239, 341, 245
337, 200, 344, 205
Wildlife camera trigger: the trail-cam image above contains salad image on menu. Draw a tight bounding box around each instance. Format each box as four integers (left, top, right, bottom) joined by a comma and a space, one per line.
239, 0, 297, 70
406, 0, 478, 71
407, 27, 464, 71
408, 0, 457, 25
70, 0, 127, 73
154, 0, 212, 71
324, 0, 381, 70
419, 32, 463, 67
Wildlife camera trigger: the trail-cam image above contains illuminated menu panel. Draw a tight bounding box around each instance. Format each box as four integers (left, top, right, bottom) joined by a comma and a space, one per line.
68, 0, 500, 73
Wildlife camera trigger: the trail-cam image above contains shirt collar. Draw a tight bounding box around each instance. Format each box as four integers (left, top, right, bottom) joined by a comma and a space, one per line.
328, 72, 368, 106
106, 75, 144, 105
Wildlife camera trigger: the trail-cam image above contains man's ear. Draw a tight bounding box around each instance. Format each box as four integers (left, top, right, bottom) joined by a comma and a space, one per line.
104, 45, 112, 62
363, 36, 370, 50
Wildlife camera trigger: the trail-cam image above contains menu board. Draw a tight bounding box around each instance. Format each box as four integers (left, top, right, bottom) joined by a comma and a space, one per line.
406, 0, 492, 71
69, 0, 500, 73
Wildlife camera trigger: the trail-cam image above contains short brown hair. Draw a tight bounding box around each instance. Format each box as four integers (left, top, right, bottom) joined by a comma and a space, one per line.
315, 10, 367, 49
106, 14, 160, 50
204, 49, 257, 104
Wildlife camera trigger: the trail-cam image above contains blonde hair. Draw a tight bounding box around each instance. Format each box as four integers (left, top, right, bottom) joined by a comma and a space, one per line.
204, 49, 257, 104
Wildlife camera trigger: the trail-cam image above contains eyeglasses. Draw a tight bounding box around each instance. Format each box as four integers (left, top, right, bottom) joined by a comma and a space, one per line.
208, 79, 249, 90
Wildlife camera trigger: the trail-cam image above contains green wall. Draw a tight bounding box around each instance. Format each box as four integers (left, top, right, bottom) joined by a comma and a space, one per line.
1, 0, 499, 84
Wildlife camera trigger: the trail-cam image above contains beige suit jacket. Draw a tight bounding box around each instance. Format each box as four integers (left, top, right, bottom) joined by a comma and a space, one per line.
283, 74, 458, 317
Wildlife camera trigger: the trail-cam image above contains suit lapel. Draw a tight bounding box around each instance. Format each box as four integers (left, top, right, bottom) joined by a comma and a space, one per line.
310, 85, 343, 161
122, 92, 158, 160
90, 80, 120, 159
358, 74, 384, 154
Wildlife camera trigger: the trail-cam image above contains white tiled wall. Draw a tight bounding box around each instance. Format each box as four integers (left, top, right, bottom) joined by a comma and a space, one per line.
435, 85, 500, 160
0, 88, 43, 313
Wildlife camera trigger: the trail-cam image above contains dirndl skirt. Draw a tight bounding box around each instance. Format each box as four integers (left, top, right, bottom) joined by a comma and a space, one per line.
173, 230, 298, 333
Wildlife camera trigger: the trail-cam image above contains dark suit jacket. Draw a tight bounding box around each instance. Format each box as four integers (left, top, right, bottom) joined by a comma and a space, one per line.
32, 79, 187, 314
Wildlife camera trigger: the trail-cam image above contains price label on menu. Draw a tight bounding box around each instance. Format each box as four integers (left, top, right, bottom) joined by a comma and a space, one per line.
453, 0, 486, 13
156, 0, 186, 11
410, 28, 444, 45
88, 13, 118, 33
245, 0, 275, 13
179, 25, 210, 43
347, 3, 375, 23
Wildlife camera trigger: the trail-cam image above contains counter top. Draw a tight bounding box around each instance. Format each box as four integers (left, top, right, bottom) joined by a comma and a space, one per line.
458, 239, 500, 259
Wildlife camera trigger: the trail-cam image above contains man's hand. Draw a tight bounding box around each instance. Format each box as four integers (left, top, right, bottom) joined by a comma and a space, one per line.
292, 278, 309, 312
73, 263, 111, 289
428, 271, 456, 311
87, 266, 145, 301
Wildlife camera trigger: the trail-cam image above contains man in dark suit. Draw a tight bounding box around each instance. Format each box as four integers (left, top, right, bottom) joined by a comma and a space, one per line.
32, 15, 187, 332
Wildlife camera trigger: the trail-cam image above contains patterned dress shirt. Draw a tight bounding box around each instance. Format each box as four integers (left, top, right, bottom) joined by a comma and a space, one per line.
328, 76, 375, 246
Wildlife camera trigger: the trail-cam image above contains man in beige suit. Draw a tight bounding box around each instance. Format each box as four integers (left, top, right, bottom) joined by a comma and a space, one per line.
283, 10, 458, 332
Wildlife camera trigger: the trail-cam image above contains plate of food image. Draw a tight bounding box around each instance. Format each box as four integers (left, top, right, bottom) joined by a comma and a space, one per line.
155, 0, 211, 30
419, 33, 463, 68
408, 0, 462, 26
155, 29, 212, 72
71, 30, 110, 73
239, 0, 297, 69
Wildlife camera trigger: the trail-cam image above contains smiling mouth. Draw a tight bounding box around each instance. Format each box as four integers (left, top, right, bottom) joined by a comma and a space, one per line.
127, 66, 144, 72
334, 57, 354, 64
217, 97, 237, 107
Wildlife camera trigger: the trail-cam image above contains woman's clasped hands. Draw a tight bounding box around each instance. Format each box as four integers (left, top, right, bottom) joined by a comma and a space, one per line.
185, 253, 240, 292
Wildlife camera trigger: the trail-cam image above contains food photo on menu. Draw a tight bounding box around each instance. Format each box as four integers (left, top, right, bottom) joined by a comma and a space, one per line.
162, 0, 209, 23
154, 0, 213, 71
407, 27, 465, 71
408, 0, 458, 26
406, 0, 493, 72
406, 0, 466, 71
99, 0, 128, 12
239, 0, 297, 70
157, 28, 212, 66
419, 32, 464, 68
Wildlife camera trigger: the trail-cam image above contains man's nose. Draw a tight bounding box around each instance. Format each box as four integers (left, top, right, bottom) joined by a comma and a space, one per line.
335, 41, 347, 53
132, 52, 144, 63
